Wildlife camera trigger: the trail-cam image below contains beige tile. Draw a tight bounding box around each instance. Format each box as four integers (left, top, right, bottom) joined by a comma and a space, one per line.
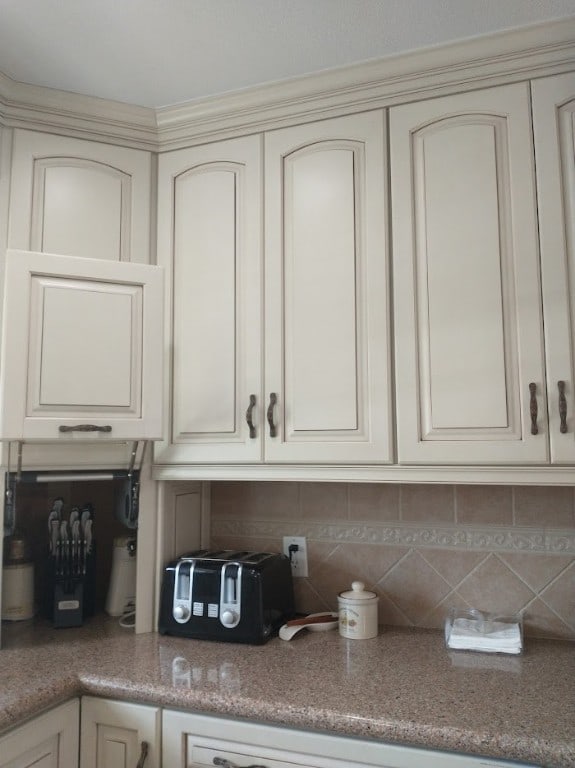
455, 485, 513, 526
375, 590, 413, 627
306, 541, 339, 578
499, 552, 573, 593
539, 562, 575, 630
292, 579, 331, 616
310, 543, 407, 608
379, 550, 452, 623
400, 484, 455, 523
420, 549, 486, 588
251, 482, 301, 519
522, 597, 575, 640
349, 483, 400, 522
210, 482, 258, 516
513, 486, 575, 528
299, 482, 348, 521
422, 591, 472, 630
456, 554, 534, 615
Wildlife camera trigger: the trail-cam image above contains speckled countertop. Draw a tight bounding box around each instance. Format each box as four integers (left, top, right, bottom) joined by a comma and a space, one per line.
0, 617, 573, 767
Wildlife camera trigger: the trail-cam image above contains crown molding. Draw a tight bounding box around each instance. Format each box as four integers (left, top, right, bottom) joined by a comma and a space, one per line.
155, 16, 575, 150
0, 72, 158, 150
0, 17, 574, 151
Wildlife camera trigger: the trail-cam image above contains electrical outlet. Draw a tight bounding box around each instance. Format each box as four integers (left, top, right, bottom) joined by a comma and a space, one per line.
282, 536, 308, 577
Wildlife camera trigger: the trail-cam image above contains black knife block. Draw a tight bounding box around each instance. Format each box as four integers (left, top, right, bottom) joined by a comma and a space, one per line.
45, 543, 96, 628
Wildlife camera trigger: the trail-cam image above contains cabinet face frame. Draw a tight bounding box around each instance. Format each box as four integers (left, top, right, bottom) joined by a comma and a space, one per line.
391, 82, 549, 465
0, 249, 164, 441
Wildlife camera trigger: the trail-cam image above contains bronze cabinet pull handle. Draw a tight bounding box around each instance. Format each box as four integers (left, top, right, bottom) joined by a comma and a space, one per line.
58, 424, 112, 433
529, 382, 538, 435
213, 758, 268, 768
246, 394, 256, 438
267, 392, 277, 437
558, 380, 568, 434
136, 741, 149, 768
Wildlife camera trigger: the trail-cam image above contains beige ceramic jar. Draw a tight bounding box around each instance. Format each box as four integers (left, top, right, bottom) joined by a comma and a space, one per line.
337, 580, 379, 639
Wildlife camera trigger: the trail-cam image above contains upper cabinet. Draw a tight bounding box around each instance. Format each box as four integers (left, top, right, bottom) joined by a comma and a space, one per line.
7, 129, 152, 263
155, 111, 392, 465
0, 250, 164, 442
390, 81, 567, 465
531, 72, 575, 464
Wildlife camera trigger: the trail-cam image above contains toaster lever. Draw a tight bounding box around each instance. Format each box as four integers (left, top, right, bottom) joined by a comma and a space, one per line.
220, 562, 242, 628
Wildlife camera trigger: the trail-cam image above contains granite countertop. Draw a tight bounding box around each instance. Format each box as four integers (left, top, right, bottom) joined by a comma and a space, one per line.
0, 617, 573, 767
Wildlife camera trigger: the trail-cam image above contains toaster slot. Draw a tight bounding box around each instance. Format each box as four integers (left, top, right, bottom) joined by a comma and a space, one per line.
219, 562, 242, 628
172, 559, 195, 623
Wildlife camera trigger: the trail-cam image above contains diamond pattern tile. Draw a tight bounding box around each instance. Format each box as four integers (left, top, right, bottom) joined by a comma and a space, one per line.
378, 550, 452, 623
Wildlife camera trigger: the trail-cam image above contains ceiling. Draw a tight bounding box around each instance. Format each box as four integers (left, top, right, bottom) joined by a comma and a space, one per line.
0, 0, 574, 109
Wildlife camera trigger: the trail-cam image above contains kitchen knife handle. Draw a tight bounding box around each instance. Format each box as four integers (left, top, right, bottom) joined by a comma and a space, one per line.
136, 741, 149, 768
529, 382, 538, 435
558, 380, 568, 434
58, 424, 112, 433
213, 758, 268, 768
246, 394, 256, 438
267, 392, 277, 437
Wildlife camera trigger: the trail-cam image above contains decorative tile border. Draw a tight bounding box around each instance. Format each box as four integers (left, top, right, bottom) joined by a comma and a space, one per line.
212, 519, 575, 555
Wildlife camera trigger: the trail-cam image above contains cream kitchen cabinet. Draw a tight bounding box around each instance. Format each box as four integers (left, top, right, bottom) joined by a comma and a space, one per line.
390, 81, 563, 465
155, 110, 392, 466
80, 697, 160, 768
7, 129, 152, 264
0, 250, 163, 442
0, 700, 79, 768
162, 709, 532, 768
532, 72, 575, 464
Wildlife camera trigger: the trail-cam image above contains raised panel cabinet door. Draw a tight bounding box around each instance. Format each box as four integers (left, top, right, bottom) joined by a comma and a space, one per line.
264, 111, 392, 463
532, 72, 575, 464
391, 83, 548, 464
154, 135, 263, 464
0, 700, 79, 768
8, 129, 152, 263
80, 697, 160, 768
0, 250, 163, 441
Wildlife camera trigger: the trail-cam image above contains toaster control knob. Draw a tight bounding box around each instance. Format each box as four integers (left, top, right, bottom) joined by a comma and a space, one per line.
221, 609, 237, 626
173, 604, 189, 621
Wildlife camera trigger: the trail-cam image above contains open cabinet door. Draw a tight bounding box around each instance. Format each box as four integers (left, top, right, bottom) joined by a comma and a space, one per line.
0, 250, 163, 442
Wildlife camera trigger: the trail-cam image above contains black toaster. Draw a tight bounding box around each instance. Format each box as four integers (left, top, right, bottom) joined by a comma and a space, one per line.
158, 549, 295, 644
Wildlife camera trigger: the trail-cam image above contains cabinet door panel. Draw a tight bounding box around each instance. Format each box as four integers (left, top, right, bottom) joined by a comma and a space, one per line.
155, 136, 263, 464
0, 700, 79, 768
8, 129, 151, 263
532, 72, 575, 463
391, 83, 547, 464
0, 250, 163, 441
81, 697, 160, 768
265, 111, 392, 463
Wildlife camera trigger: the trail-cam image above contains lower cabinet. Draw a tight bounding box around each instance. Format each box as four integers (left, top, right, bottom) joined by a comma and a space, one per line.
0, 697, 536, 768
0, 700, 79, 768
161, 709, 533, 768
80, 698, 161, 768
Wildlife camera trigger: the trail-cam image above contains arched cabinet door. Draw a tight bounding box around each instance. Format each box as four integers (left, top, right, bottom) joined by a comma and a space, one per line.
264, 111, 392, 463
8, 129, 152, 263
532, 72, 575, 464
391, 82, 547, 465
155, 135, 263, 464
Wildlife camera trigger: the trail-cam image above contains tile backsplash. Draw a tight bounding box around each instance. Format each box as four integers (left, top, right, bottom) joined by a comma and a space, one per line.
210, 482, 575, 640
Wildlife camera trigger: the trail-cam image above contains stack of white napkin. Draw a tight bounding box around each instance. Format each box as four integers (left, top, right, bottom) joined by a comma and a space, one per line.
447, 615, 522, 654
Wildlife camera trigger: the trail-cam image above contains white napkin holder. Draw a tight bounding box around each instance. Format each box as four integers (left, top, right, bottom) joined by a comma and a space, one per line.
445, 608, 523, 655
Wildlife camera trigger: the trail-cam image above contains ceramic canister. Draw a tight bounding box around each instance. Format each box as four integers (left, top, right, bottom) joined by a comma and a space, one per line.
337, 580, 379, 639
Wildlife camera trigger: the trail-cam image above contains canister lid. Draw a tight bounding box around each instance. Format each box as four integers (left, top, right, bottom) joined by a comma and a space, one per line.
339, 580, 377, 601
